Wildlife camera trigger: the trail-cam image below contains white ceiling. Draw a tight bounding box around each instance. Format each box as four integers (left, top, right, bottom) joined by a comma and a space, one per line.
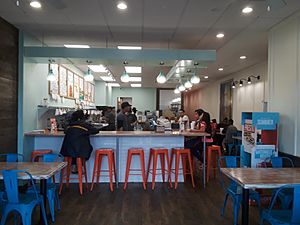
1, 0, 300, 88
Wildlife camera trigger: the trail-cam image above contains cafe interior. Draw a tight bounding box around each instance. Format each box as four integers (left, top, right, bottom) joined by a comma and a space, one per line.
1, 0, 300, 225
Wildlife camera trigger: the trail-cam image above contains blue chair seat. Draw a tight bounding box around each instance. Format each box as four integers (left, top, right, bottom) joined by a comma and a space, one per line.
261, 210, 292, 225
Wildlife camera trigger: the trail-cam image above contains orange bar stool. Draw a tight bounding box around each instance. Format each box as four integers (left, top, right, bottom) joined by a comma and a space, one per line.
146, 148, 172, 190
170, 148, 195, 189
124, 148, 146, 190
59, 157, 88, 195
31, 149, 52, 162
206, 145, 222, 183
90, 149, 116, 192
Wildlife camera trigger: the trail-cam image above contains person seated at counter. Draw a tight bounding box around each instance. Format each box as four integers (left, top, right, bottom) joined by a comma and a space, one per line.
117, 102, 134, 131
60, 110, 100, 173
178, 109, 190, 130
185, 109, 212, 160
222, 119, 238, 152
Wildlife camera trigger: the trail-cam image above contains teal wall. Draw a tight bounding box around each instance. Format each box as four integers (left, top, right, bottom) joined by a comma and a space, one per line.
110, 87, 156, 112
23, 62, 85, 132
94, 81, 107, 106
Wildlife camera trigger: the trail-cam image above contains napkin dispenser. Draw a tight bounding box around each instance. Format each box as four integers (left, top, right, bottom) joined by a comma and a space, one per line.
155, 125, 165, 133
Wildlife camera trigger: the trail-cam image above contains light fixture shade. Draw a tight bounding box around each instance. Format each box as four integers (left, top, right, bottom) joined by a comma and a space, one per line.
190, 75, 200, 84
247, 77, 252, 84
156, 71, 167, 84
178, 84, 186, 92
84, 69, 94, 82
184, 80, 193, 88
47, 69, 56, 81
121, 71, 130, 83
232, 82, 236, 89
174, 88, 180, 94
239, 80, 243, 87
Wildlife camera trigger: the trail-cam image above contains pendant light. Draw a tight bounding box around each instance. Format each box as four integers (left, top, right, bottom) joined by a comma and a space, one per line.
174, 86, 180, 94
184, 80, 193, 89
232, 81, 236, 89
156, 71, 167, 84
121, 71, 130, 83
84, 68, 94, 82
47, 60, 56, 81
178, 84, 186, 92
190, 74, 200, 84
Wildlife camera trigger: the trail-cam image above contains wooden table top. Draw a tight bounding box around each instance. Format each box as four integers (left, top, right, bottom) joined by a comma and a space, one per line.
0, 162, 67, 180
221, 168, 300, 189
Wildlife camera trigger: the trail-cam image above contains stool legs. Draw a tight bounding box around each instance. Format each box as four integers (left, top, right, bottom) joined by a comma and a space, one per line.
151, 153, 158, 190
140, 151, 147, 190
124, 152, 133, 190
187, 152, 195, 188
77, 158, 83, 195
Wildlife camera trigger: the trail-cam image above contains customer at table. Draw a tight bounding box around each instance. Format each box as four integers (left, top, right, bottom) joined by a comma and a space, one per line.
60, 110, 100, 172
185, 109, 212, 160
178, 109, 190, 129
222, 119, 238, 151
117, 102, 133, 131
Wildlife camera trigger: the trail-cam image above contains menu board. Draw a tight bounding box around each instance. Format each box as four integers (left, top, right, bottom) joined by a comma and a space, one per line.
67, 70, 74, 98
59, 66, 67, 97
79, 77, 84, 100
73, 74, 80, 100
49, 64, 59, 95
84, 80, 88, 101
91, 84, 95, 102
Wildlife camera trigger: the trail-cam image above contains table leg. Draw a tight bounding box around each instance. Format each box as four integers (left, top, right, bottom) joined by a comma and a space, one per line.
40, 179, 47, 224
203, 139, 206, 188
242, 188, 249, 225
115, 137, 119, 188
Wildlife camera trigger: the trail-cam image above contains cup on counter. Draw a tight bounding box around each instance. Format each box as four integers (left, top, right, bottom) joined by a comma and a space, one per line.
190, 121, 195, 130
220, 127, 224, 133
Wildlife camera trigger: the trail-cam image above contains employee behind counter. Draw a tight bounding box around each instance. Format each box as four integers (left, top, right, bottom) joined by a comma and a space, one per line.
117, 102, 137, 131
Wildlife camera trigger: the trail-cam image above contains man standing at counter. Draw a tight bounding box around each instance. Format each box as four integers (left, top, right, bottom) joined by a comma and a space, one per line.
117, 102, 133, 131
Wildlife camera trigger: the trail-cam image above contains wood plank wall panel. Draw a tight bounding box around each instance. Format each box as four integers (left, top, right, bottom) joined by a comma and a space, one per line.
0, 17, 18, 154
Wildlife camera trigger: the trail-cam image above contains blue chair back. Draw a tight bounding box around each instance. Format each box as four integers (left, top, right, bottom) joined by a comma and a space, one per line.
271, 157, 294, 168
0, 153, 24, 162
218, 156, 240, 190
42, 154, 63, 163
2, 170, 38, 204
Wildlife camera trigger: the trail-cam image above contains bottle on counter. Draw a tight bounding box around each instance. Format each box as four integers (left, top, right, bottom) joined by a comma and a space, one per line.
50, 118, 58, 134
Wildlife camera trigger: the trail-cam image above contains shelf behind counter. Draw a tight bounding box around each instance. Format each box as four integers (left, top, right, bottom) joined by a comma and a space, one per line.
24, 130, 210, 185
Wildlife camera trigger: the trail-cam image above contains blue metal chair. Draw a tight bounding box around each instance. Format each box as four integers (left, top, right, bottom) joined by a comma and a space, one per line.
264, 156, 295, 209
0, 170, 48, 225
260, 184, 300, 225
29, 153, 62, 222
0, 153, 24, 162
219, 156, 261, 225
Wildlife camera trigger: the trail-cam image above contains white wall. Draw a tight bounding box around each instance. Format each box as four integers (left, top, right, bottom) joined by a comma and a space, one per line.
110, 87, 156, 112
184, 61, 268, 130
268, 12, 300, 156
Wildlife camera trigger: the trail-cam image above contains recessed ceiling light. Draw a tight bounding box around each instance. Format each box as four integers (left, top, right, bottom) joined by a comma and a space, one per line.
107, 83, 120, 87
30, 0, 41, 8
204, 76, 209, 79
117, 1, 127, 10
240, 55, 247, 59
242, 6, 253, 14
218, 68, 224, 71
125, 66, 142, 73
216, 33, 225, 38
64, 44, 90, 48
88, 65, 107, 73
131, 84, 142, 87
118, 46, 142, 50
129, 77, 142, 82
99, 76, 115, 82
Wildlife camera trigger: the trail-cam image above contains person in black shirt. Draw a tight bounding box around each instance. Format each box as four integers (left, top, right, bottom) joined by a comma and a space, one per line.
117, 102, 132, 131
60, 110, 99, 172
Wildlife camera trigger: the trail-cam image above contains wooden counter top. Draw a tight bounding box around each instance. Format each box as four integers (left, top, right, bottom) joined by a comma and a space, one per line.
24, 130, 211, 137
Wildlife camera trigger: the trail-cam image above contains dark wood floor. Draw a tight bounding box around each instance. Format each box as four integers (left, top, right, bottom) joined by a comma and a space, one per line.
6, 178, 261, 225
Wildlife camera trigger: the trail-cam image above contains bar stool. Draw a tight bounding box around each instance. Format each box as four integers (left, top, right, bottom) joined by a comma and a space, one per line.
124, 148, 146, 190
146, 148, 172, 190
31, 149, 52, 162
59, 157, 88, 195
206, 145, 222, 183
90, 149, 116, 192
170, 148, 195, 189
